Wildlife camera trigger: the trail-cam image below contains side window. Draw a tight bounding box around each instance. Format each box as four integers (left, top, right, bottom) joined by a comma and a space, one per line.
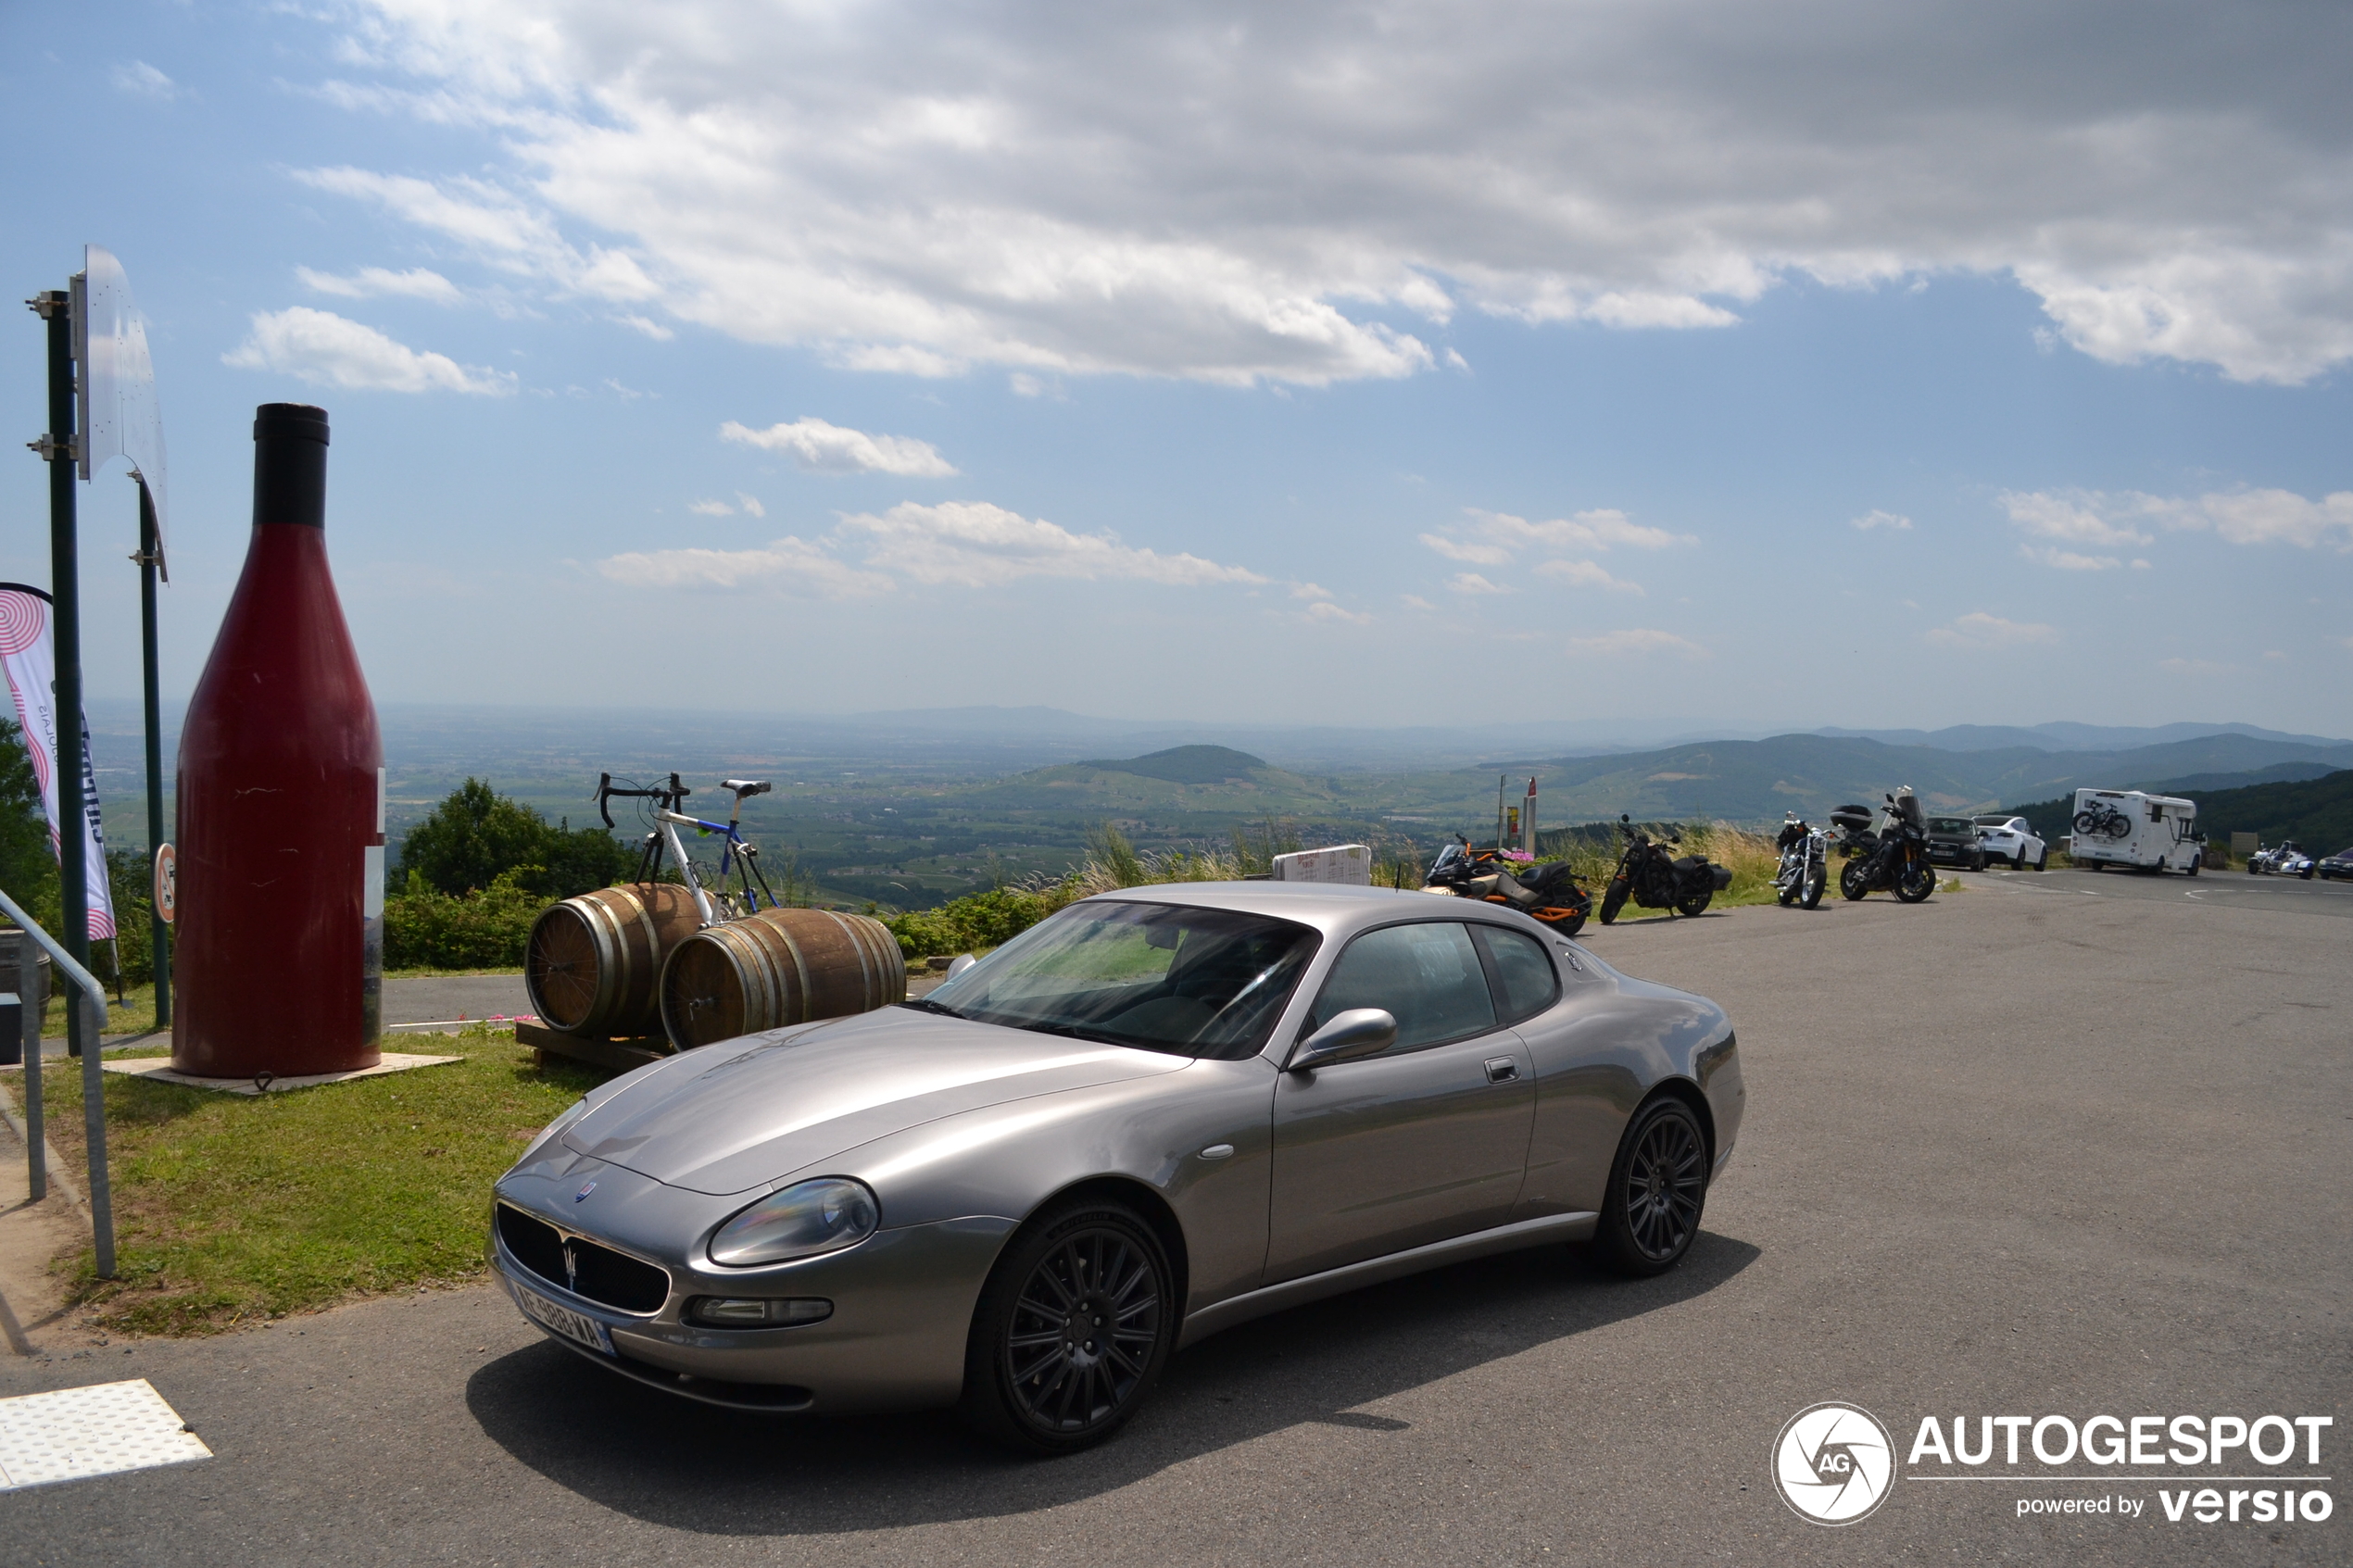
1309, 922, 1497, 1051
1473, 924, 1559, 1023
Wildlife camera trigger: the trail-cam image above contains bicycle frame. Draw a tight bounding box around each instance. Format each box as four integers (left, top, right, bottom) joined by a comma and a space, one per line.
592, 772, 779, 926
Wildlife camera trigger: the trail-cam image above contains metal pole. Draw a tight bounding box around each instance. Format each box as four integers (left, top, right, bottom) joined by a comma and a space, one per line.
19, 937, 41, 1202
135, 475, 170, 1025
80, 986, 113, 1275
34, 288, 92, 1061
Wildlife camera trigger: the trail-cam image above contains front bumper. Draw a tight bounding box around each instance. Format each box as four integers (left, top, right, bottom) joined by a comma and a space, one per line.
490, 1158, 1014, 1415
1925, 843, 1984, 867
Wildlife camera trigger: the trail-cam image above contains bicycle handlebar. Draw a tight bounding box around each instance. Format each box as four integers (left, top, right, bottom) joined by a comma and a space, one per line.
592, 771, 690, 829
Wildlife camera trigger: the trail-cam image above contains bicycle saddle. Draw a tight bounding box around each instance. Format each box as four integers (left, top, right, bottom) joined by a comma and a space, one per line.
722, 779, 773, 797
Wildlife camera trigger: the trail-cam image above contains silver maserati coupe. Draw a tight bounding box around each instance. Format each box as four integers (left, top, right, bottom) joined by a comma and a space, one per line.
490, 881, 1743, 1451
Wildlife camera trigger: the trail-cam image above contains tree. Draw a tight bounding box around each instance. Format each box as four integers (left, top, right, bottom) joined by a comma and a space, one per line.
395, 779, 633, 899
0, 718, 57, 917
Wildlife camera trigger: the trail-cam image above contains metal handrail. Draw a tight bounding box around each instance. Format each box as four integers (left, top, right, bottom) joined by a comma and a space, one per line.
0, 886, 115, 1276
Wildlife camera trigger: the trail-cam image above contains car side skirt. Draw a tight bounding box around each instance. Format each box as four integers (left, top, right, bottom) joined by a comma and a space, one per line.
1176, 1210, 1598, 1348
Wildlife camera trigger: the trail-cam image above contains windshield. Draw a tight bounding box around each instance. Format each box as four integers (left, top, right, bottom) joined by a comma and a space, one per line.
1929, 818, 1976, 835
910, 899, 1320, 1060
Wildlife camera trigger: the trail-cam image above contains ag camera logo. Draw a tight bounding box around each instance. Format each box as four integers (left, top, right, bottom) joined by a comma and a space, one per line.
1774, 1402, 1897, 1525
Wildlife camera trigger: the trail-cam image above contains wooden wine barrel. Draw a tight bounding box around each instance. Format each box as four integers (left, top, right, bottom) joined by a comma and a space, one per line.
525, 883, 705, 1039
659, 908, 904, 1049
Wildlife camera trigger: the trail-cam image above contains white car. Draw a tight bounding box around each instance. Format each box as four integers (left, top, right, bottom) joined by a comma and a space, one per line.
1972, 815, 2047, 871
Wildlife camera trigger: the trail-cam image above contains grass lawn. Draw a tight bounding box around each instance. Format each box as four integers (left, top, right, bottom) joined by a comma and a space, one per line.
31, 1028, 603, 1336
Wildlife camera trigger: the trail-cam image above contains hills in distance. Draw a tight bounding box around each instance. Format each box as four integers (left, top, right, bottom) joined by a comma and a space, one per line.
940, 732, 2353, 831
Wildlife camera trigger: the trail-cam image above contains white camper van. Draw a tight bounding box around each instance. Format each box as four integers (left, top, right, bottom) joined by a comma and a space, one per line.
2068, 788, 2204, 873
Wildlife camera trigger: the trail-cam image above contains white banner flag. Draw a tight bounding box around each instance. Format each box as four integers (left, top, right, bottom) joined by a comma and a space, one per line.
0, 585, 118, 940
76, 245, 170, 576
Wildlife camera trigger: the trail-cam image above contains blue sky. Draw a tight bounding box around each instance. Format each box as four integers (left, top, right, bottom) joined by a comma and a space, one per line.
4, 0, 2349, 735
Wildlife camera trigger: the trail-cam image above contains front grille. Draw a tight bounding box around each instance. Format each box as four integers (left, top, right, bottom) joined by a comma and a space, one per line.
497, 1203, 671, 1315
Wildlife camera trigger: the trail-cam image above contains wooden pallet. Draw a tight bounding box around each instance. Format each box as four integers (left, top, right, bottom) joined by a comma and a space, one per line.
516, 1021, 673, 1074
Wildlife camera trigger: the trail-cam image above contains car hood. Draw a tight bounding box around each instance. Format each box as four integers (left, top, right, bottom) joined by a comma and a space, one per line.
560, 1007, 1190, 1196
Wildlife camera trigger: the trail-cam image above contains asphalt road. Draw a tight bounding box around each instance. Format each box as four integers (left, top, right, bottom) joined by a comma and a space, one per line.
3, 882, 2344, 1565
1973, 860, 2353, 919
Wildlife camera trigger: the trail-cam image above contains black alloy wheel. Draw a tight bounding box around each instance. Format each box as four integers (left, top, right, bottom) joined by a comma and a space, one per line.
961, 1200, 1173, 1454
1598, 877, 1630, 925
1894, 859, 1935, 903
2015, 849, 2028, 871
1840, 860, 1869, 901
1675, 891, 1714, 917
1596, 1097, 1709, 1276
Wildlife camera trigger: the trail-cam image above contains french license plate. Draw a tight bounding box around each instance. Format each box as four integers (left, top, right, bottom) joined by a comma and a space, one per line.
510, 1276, 615, 1356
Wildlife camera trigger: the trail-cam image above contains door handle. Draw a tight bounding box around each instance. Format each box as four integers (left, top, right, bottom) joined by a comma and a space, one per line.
1483, 1057, 1519, 1084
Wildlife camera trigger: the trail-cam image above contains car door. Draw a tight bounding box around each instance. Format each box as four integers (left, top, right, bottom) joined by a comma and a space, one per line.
1265, 919, 1536, 1283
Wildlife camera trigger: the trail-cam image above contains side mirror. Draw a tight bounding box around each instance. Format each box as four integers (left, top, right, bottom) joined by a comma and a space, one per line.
1620, 813, 1630, 823
946, 954, 977, 979
1286, 1009, 1397, 1073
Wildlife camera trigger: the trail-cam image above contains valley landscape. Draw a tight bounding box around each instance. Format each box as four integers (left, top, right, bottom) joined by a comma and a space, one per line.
83, 703, 2353, 911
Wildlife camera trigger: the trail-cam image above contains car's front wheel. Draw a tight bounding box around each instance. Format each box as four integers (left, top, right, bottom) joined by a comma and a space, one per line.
961, 1198, 1175, 1454
1595, 1097, 1709, 1276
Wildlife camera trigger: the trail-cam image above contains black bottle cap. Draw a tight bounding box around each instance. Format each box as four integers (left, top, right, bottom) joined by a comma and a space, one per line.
252, 404, 329, 528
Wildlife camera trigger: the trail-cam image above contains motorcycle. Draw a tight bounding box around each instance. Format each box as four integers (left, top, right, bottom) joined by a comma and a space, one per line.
1826, 803, 1880, 859
1598, 815, 1733, 923
1840, 789, 1937, 903
2247, 841, 2315, 879
2072, 799, 2135, 840
1772, 813, 1829, 909
1425, 836, 1593, 935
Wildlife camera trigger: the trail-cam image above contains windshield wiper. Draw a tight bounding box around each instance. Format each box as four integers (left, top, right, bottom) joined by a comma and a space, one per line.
1004, 1020, 1151, 1049
895, 997, 958, 1017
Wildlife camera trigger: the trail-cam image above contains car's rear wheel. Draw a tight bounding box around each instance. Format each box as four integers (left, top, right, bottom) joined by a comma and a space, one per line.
1595, 1097, 1708, 1276
960, 1199, 1174, 1455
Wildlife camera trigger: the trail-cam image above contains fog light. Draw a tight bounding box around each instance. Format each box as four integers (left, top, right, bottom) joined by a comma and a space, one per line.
686, 1297, 833, 1328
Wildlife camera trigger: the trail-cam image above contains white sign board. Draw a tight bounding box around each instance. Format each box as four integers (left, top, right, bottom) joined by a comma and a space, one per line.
1272, 844, 1371, 885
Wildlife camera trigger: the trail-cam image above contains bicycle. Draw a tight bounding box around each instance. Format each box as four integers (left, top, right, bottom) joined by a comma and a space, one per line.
593, 773, 782, 925
2071, 800, 2133, 840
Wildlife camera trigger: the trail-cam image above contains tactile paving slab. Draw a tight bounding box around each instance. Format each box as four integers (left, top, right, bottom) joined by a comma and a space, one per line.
0, 1379, 211, 1491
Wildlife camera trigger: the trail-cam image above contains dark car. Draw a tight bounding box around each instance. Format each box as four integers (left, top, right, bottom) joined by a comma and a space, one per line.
2317, 848, 2353, 882
1924, 816, 1989, 872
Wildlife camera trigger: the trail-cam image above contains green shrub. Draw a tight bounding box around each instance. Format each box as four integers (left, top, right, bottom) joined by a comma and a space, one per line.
396, 779, 634, 900
885, 884, 1062, 960
382, 870, 543, 970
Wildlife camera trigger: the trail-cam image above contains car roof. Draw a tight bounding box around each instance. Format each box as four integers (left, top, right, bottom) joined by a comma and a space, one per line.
1078, 879, 1541, 939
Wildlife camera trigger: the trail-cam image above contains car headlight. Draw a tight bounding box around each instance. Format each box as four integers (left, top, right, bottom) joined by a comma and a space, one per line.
708, 1177, 879, 1268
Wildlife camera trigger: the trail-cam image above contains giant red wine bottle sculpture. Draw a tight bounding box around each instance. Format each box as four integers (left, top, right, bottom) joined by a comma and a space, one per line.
173, 405, 384, 1076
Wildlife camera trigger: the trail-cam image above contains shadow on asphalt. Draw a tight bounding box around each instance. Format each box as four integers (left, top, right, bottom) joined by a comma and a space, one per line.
464, 1232, 1759, 1535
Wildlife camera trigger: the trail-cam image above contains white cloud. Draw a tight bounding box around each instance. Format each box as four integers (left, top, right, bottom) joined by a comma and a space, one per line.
597, 536, 891, 597
720, 418, 957, 477
615, 313, 674, 340
2006, 486, 2353, 558
111, 61, 177, 100
1851, 509, 1912, 531
312, 2, 2353, 386
1458, 508, 1693, 553
221, 307, 515, 395
1400, 594, 1436, 611
2158, 657, 2233, 676
1419, 533, 1514, 567
2019, 545, 2122, 571
2000, 490, 2155, 549
1290, 583, 1334, 601
1564, 629, 1707, 658
686, 493, 763, 518
1424, 507, 1689, 590
297, 265, 463, 305
1926, 612, 2059, 649
1302, 600, 1372, 625
840, 501, 1266, 588
1533, 558, 1644, 595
